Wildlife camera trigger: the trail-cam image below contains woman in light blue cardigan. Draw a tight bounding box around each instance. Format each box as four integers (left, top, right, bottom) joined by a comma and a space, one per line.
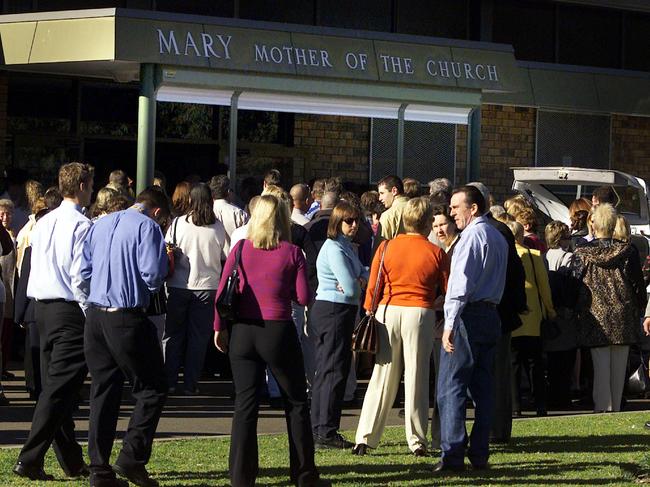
310, 201, 369, 450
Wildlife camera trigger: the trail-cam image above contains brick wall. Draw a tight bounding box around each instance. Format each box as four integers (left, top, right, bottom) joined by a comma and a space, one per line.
611, 115, 650, 180
293, 114, 369, 185
480, 104, 536, 204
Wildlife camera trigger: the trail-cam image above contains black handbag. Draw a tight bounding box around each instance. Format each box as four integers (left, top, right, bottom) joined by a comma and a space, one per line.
627, 351, 650, 395
352, 241, 388, 354
527, 249, 561, 341
215, 241, 243, 322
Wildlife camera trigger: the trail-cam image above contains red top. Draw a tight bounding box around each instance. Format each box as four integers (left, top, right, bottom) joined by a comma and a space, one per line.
364, 234, 449, 311
213, 240, 311, 331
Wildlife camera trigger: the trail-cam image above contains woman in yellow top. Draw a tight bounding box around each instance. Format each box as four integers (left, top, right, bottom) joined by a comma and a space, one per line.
506, 221, 556, 417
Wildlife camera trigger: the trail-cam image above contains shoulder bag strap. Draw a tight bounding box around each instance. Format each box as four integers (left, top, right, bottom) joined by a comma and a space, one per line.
527, 248, 546, 319
172, 217, 179, 247
369, 241, 389, 315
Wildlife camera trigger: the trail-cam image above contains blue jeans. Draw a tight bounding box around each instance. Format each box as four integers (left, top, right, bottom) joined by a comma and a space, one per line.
437, 303, 501, 467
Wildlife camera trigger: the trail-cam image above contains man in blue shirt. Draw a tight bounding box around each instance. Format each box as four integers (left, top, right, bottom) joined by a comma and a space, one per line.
14, 162, 93, 482
78, 187, 169, 487
434, 185, 508, 473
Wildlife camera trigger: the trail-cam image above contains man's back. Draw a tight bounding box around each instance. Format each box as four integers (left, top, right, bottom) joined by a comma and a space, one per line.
80, 208, 167, 309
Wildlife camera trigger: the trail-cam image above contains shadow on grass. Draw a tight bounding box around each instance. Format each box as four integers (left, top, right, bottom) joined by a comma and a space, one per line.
497, 434, 649, 454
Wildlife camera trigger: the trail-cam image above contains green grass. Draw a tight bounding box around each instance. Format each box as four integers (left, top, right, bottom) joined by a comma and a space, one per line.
1, 411, 649, 486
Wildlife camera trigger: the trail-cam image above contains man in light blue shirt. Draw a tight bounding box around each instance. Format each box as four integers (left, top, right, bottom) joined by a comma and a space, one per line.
79, 187, 169, 487
14, 162, 94, 482
434, 185, 507, 474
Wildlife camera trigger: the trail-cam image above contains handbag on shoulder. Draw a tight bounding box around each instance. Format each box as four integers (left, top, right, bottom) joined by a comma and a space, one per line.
352, 241, 388, 354
215, 241, 244, 322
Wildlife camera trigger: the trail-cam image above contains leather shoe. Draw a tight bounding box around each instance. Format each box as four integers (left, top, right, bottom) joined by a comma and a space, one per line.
64, 462, 90, 478
13, 461, 55, 481
645, 421, 650, 430
314, 433, 354, 450
471, 462, 489, 470
351, 443, 368, 455
113, 463, 159, 487
413, 447, 428, 457
432, 461, 465, 473
90, 474, 130, 487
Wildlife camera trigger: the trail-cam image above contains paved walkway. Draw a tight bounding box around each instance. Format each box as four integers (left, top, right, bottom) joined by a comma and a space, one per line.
2, 367, 649, 448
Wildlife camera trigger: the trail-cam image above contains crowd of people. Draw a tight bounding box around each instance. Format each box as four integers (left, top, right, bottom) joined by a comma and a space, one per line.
0, 164, 648, 486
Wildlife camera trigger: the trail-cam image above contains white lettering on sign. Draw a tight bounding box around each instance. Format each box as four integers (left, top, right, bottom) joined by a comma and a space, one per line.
345, 52, 368, 70
379, 54, 414, 75
425, 59, 499, 82
253, 43, 335, 69
157, 29, 231, 59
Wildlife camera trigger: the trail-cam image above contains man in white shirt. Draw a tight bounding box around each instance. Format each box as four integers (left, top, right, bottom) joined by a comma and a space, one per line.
14, 163, 94, 482
290, 183, 311, 226
209, 175, 248, 252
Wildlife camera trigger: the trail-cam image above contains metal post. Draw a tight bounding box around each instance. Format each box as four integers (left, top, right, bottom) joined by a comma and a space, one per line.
466, 107, 481, 183
397, 103, 407, 178
136, 63, 156, 194
229, 91, 241, 188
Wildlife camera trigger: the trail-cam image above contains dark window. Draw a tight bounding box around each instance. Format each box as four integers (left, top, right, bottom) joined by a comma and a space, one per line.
8, 77, 73, 134
240, 0, 315, 25
558, 5, 621, 68
493, 0, 555, 63
80, 84, 139, 137
318, 0, 391, 32
35, 0, 126, 10
3, 0, 33, 13
157, 102, 217, 140
536, 111, 610, 169
155, 0, 234, 17
624, 12, 650, 72
396, 0, 467, 39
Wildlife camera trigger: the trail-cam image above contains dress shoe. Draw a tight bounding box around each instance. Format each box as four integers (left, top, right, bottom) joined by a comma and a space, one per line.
113, 463, 159, 487
64, 462, 90, 478
314, 433, 354, 450
351, 443, 368, 455
471, 462, 489, 471
431, 461, 465, 473
90, 474, 130, 487
413, 447, 428, 457
645, 421, 650, 430
0, 391, 8, 406
13, 461, 55, 481
183, 387, 201, 396
2, 370, 15, 380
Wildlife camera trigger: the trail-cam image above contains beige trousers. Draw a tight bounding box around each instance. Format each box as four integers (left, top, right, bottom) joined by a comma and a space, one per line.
354, 304, 435, 451
591, 345, 629, 412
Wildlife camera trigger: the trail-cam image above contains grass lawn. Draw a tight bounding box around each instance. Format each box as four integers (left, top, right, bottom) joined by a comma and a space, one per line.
1, 411, 649, 486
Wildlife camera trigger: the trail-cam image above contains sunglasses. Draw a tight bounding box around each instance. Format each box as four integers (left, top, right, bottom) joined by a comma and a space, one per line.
343, 217, 358, 225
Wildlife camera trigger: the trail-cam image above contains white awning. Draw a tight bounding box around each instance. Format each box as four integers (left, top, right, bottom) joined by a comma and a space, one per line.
155, 85, 471, 124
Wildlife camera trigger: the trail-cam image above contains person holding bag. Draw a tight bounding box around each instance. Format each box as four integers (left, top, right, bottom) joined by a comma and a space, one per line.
353, 197, 449, 456
213, 194, 326, 487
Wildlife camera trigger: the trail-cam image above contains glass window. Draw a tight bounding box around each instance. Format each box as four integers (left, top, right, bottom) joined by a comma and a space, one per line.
397, 0, 467, 40
8, 77, 73, 134
240, 0, 315, 24
624, 12, 650, 72
318, 0, 391, 32
155, 0, 234, 17
558, 5, 621, 68
157, 102, 216, 140
493, 0, 555, 63
80, 84, 138, 137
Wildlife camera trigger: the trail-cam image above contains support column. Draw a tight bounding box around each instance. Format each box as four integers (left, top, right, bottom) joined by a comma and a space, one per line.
136, 63, 156, 194
466, 107, 481, 183
396, 103, 407, 178
228, 91, 241, 188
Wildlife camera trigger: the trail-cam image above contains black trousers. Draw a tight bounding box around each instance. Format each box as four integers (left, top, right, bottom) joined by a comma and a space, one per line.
430, 338, 442, 450
84, 307, 167, 480
24, 321, 42, 399
511, 336, 546, 413
491, 332, 513, 441
547, 349, 577, 409
309, 300, 357, 439
228, 320, 318, 487
18, 301, 87, 473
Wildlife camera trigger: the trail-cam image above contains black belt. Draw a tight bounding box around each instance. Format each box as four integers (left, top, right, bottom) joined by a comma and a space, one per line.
94, 306, 147, 314
37, 298, 76, 304
466, 300, 497, 309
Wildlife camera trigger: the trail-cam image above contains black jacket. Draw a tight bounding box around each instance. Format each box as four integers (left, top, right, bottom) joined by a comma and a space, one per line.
486, 214, 527, 334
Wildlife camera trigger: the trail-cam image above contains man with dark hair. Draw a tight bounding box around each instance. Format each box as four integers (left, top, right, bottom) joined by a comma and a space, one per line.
263, 168, 282, 189
434, 185, 508, 474
376, 175, 408, 244
592, 186, 617, 206
77, 187, 170, 487
209, 175, 247, 249
14, 162, 94, 481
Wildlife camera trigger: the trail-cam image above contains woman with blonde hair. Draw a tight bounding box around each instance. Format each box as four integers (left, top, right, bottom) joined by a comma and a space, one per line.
310, 201, 368, 450
213, 194, 324, 487
353, 197, 448, 456
504, 194, 531, 217
613, 214, 631, 242
574, 203, 646, 412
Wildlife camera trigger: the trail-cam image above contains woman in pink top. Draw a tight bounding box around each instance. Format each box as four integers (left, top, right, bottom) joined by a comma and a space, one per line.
213, 195, 326, 487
